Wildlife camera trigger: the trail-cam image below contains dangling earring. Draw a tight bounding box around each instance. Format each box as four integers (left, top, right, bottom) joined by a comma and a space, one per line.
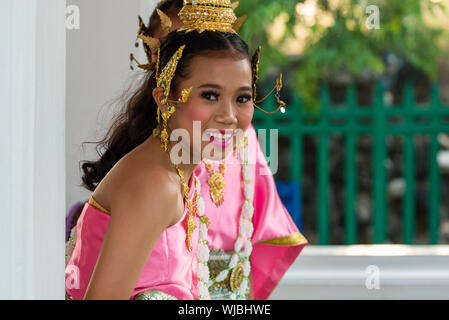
251, 46, 287, 114
160, 104, 176, 152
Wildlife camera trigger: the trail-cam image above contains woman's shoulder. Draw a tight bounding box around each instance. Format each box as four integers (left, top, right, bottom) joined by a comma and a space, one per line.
92, 148, 179, 221
115, 157, 181, 226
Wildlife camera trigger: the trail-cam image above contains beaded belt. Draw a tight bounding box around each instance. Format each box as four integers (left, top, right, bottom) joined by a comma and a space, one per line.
134, 290, 177, 300
208, 249, 250, 300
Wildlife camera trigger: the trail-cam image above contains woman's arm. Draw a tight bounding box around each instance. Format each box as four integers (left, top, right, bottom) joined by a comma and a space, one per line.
84, 171, 178, 300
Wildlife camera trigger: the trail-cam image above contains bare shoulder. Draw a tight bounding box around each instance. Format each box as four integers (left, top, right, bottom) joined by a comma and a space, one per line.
83, 152, 180, 299
104, 151, 181, 228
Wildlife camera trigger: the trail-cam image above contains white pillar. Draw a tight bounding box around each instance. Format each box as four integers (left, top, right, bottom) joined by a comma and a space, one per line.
0, 0, 66, 299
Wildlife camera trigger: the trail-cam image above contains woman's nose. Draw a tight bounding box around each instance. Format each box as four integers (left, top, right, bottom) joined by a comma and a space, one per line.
215, 100, 238, 125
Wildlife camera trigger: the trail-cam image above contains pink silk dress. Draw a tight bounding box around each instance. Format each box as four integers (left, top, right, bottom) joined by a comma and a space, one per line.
65, 124, 307, 300
196, 124, 308, 300
65, 174, 200, 300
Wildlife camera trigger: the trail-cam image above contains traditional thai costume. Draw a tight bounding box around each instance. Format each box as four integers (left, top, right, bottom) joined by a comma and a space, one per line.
65, 0, 308, 300
66, 175, 200, 300
199, 124, 307, 300
65, 123, 307, 300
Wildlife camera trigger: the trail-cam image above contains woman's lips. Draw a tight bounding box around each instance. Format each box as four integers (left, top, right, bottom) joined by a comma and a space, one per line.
209, 135, 232, 148
206, 130, 235, 149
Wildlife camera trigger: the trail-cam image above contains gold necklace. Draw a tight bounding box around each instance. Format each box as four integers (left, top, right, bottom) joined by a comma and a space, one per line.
154, 127, 198, 251
174, 165, 197, 251
204, 160, 226, 207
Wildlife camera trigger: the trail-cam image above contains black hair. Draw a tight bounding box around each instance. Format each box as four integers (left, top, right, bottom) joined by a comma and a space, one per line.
80, 30, 251, 191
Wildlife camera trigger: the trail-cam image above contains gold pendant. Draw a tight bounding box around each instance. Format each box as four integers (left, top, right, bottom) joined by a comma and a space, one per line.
205, 161, 226, 207
230, 263, 245, 292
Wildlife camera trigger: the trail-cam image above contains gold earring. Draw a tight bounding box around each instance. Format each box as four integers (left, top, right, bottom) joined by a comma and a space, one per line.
160, 105, 176, 152
157, 86, 193, 151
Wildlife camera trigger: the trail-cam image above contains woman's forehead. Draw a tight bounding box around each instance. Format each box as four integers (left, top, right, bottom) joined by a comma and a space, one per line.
185, 55, 252, 86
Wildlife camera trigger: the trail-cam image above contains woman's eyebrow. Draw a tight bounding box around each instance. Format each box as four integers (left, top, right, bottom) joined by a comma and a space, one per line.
198, 84, 253, 92
198, 84, 221, 89
238, 86, 253, 92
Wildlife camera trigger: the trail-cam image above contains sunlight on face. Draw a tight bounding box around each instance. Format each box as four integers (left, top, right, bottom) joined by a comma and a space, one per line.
167, 54, 253, 162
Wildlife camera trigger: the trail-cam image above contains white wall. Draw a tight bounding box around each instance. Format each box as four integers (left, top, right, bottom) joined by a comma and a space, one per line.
66, 0, 156, 213
270, 245, 449, 300
0, 0, 66, 299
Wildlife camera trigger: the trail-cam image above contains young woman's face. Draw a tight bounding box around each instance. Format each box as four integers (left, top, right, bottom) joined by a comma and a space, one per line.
163, 54, 254, 162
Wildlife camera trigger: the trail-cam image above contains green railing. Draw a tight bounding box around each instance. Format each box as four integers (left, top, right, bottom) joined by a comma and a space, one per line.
253, 82, 449, 245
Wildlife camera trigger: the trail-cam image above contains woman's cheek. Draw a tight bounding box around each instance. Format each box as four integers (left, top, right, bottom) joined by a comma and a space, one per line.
239, 107, 254, 128
183, 102, 211, 124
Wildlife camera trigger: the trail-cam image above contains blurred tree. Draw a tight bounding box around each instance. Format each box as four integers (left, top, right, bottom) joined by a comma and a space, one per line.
236, 0, 448, 110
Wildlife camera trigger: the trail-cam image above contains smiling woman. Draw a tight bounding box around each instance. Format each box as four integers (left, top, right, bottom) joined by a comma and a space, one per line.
160, 52, 254, 161
65, 0, 307, 301
66, 21, 255, 301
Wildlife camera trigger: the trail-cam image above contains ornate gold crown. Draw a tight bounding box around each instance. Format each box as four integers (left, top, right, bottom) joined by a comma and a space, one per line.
178, 0, 238, 34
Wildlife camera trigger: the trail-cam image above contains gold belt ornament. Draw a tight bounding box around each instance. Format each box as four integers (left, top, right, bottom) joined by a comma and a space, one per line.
208, 249, 249, 299
229, 262, 245, 292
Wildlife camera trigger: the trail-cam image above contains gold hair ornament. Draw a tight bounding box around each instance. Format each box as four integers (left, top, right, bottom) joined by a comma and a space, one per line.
129, 1, 248, 71
251, 47, 286, 114
251, 46, 261, 101
129, 16, 162, 71
177, 0, 238, 34
233, 15, 247, 32
156, 45, 193, 151
157, 8, 173, 32
157, 45, 187, 105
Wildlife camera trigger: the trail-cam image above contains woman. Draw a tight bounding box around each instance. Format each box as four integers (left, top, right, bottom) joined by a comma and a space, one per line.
66, 0, 307, 300
66, 7, 255, 300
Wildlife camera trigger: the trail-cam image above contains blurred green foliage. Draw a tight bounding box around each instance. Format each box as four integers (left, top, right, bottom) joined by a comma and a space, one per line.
236, 0, 448, 110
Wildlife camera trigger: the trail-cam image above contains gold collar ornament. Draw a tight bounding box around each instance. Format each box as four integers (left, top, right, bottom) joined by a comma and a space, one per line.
204, 160, 227, 207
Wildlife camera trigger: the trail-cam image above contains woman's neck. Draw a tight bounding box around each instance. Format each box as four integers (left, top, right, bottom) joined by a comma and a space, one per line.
146, 135, 198, 188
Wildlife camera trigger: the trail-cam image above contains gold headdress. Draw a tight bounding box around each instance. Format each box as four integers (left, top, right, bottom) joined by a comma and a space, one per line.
177, 0, 237, 34
130, 1, 247, 72
129, 9, 172, 71
129, 16, 157, 71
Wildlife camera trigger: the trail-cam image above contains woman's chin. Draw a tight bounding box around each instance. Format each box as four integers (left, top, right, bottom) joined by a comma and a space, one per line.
201, 146, 233, 162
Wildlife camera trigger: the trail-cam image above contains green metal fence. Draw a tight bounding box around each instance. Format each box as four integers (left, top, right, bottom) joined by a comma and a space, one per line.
253, 82, 449, 245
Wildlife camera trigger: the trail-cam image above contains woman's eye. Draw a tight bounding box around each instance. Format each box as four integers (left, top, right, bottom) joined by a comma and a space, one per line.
202, 91, 219, 101
237, 95, 252, 104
